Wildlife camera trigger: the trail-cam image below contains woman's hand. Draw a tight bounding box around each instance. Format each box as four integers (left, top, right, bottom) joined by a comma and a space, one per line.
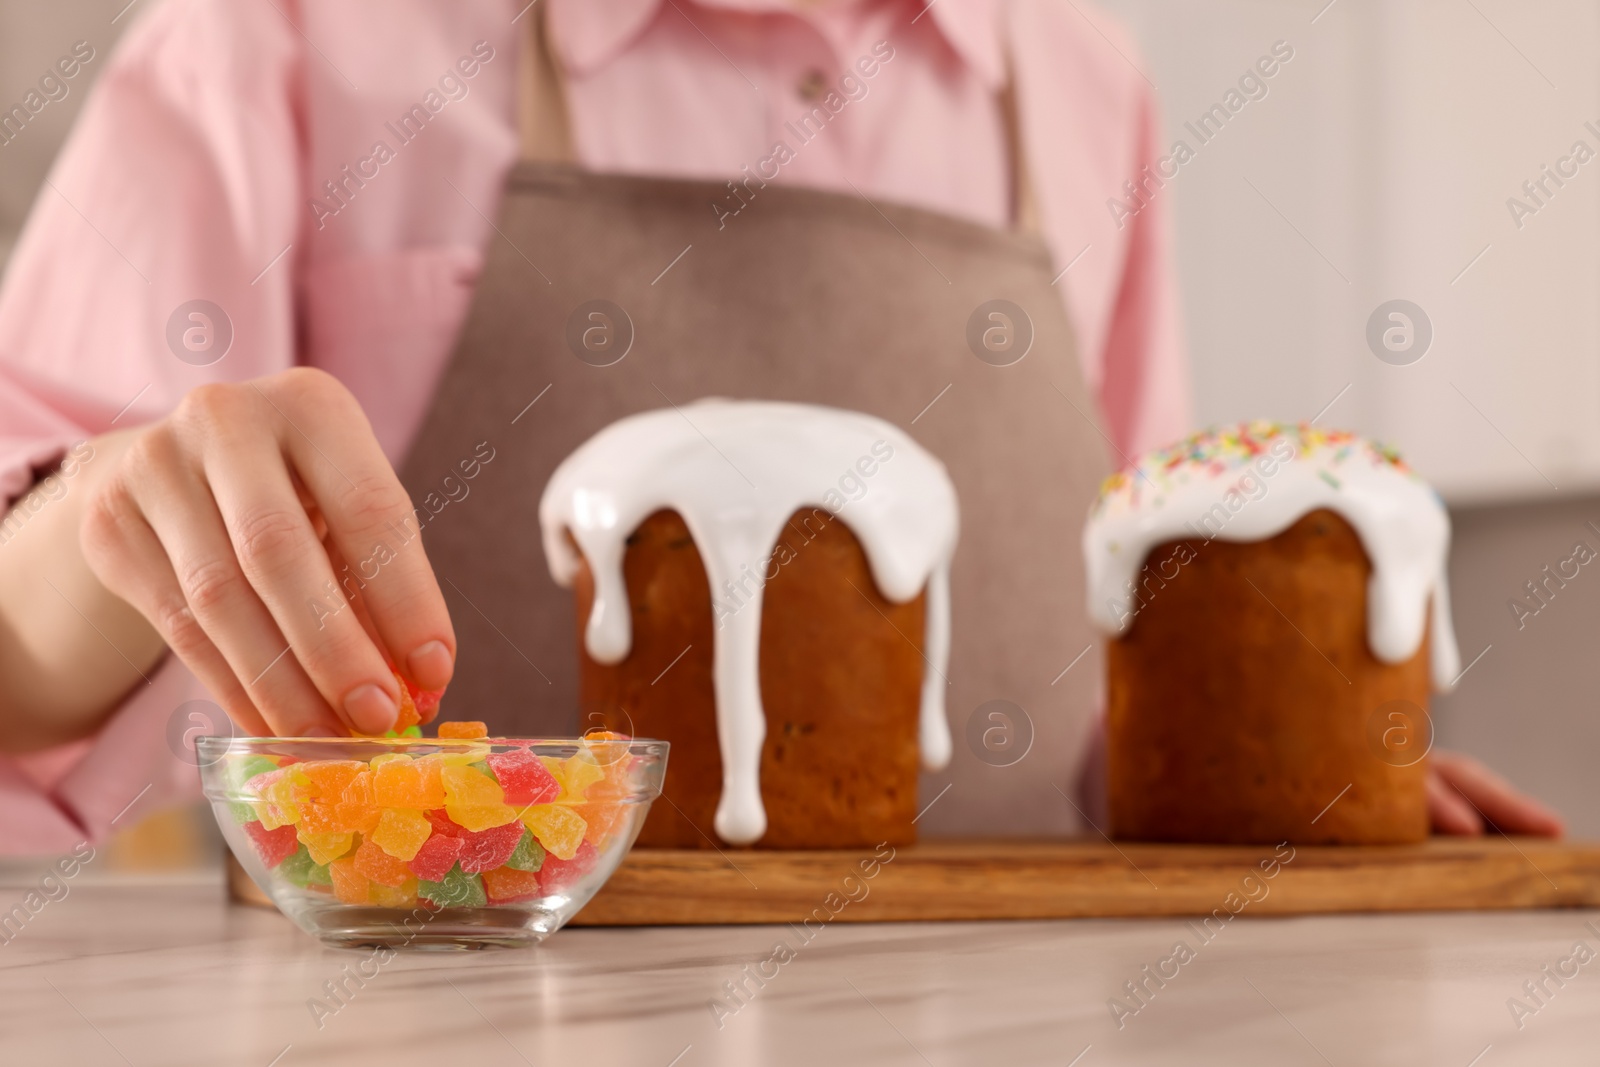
1427, 749, 1564, 837
79, 367, 455, 738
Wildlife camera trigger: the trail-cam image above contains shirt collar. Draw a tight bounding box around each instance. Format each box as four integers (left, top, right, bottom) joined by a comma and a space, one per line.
547, 0, 1007, 90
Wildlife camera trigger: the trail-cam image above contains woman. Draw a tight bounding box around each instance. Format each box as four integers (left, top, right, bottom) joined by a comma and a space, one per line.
0, 0, 1558, 848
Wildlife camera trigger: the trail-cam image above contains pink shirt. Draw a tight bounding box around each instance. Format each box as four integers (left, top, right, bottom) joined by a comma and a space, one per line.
0, 0, 1188, 852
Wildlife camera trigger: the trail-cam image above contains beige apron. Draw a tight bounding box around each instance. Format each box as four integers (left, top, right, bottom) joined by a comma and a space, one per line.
397, 14, 1109, 837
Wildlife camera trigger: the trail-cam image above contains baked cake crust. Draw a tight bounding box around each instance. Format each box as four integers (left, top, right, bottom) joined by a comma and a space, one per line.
574, 508, 925, 848
1107, 509, 1430, 844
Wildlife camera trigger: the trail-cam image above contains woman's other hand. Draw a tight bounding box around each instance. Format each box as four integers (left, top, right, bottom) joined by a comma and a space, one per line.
1427, 749, 1565, 837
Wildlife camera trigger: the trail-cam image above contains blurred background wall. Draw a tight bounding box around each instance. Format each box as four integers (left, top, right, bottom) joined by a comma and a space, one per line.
0, 0, 1596, 837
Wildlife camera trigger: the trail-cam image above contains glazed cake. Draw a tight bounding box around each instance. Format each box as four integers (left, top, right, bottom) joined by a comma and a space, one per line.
539, 400, 959, 848
1082, 423, 1460, 845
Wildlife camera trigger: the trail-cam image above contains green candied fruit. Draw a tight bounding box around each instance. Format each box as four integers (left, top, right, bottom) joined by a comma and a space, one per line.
226, 755, 279, 793
504, 828, 545, 872
418, 865, 487, 908
223, 755, 279, 824
381, 725, 424, 738
278, 845, 331, 888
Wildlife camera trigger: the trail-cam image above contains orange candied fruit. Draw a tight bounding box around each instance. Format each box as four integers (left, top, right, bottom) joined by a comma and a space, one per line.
437, 721, 488, 739
328, 857, 370, 905
352, 837, 414, 888
371, 757, 446, 809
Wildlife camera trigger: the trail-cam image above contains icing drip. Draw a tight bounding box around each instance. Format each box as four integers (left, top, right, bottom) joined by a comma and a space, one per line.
540, 400, 960, 844
1082, 422, 1461, 691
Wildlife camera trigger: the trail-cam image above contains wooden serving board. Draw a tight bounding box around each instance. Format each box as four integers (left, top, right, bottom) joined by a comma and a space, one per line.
571, 838, 1600, 925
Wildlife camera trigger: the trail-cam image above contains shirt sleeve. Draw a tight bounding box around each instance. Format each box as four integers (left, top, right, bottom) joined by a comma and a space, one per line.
1093, 70, 1192, 461
0, 0, 306, 854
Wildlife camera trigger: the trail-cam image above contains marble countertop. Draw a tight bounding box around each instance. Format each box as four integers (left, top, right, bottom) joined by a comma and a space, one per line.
2, 874, 1598, 1066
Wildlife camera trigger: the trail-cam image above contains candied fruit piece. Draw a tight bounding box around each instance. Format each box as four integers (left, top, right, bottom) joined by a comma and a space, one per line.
245, 820, 299, 868
324, 771, 382, 836
298, 830, 355, 866
252, 767, 311, 830
299, 760, 365, 800
372, 757, 446, 809
575, 800, 629, 847
370, 808, 432, 861
423, 809, 465, 838
449, 806, 519, 833
441, 765, 517, 831
486, 750, 560, 807
482, 866, 543, 904
418, 866, 486, 908
456, 821, 524, 874
368, 876, 418, 909
519, 805, 588, 861
295, 801, 341, 836
353, 837, 414, 888
537, 840, 599, 894
504, 828, 545, 872
540, 754, 605, 802
409, 678, 444, 724
328, 857, 370, 904
392, 669, 421, 733
226, 755, 279, 819
278, 845, 331, 888
438, 721, 488, 739
408, 834, 465, 882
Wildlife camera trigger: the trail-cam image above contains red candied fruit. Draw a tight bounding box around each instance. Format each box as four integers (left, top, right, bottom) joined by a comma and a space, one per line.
404, 674, 444, 724
457, 821, 525, 874
408, 834, 465, 882
386, 667, 447, 730
245, 820, 299, 869
482, 866, 543, 905
424, 809, 465, 838
486, 750, 560, 806
537, 840, 599, 894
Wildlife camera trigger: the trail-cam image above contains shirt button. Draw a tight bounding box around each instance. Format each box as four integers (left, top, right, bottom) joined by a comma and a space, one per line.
796, 68, 828, 102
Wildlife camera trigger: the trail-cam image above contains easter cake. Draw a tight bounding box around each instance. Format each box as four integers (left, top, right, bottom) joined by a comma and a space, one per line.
1082, 423, 1459, 845
539, 400, 959, 849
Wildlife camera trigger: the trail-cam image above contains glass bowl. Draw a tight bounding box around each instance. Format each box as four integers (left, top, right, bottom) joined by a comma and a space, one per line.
197, 735, 667, 950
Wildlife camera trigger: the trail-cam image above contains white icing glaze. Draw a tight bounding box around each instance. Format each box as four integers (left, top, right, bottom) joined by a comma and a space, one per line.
540, 400, 960, 844
1081, 422, 1461, 690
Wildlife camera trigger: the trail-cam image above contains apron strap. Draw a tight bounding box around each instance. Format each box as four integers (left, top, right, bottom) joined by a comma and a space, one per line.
516, 3, 1039, 232
518, 4, 577, 164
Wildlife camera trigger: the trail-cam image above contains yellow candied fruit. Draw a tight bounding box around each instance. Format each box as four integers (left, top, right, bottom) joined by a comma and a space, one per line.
299, 830, 354, 866
369, 808, 432, 861
258, 767, 311, 829
368, 876, 419, 909
441, 765, 517, 832
419, 751, 486, 769
520, 804, 588, 860
540, 753, 605, 802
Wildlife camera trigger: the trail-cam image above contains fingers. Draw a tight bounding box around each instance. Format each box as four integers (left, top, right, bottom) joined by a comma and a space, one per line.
1431, 750, 1566, 838
257, 370, 456, 693
193, 395, 404, 734
1426, 766, 1483, 835
118, 426, 359, 736
80, 466, 275, 736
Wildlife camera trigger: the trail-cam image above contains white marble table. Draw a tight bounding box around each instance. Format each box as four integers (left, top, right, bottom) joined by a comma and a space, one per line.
2, 872, 1598, 1066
